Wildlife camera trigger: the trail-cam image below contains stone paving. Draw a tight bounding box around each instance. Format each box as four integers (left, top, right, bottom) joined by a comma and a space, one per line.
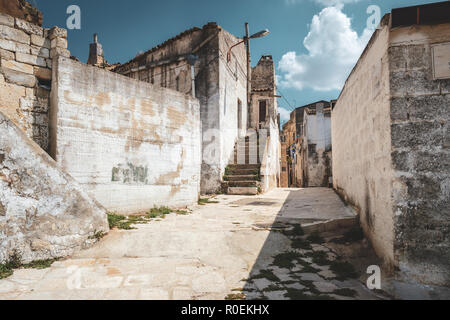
0, 188, 387, 300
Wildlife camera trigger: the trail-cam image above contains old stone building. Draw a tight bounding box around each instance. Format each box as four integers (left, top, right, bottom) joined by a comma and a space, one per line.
281, 101, 332, 188
332, 2, 450, 288
113, 24, 280, 194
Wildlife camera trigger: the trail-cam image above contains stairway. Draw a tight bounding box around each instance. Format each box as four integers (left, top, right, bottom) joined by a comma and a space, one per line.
222, 133, 263, 195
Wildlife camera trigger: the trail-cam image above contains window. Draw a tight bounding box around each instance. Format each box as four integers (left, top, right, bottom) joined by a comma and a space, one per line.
259, 100, 267, 123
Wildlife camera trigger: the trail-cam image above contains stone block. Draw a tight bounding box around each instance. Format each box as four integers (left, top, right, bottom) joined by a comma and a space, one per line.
390, 70, 440, 97
15, 18, 43, 36
391, 121, 445, 149
48, 26, 67, 40
50, 38, 67, 49
407, 45, 431, 70
0, 39, 30, 54
0, 13, 14, 27
0, 25, 30, 44
1, 59, 34, 74
46, 58, 52, 69
1, 67, 36, 88
388, 45, 407, 71
16, 52, 47, 67
33, 66, 51, 80
407, 95, 450, 121
30, 34, 50, 48
31, 45, 50, 58
50, 47, 70, 58
390, 97, 409, 122
0, 48, 14, 60
0, 81, 26, 111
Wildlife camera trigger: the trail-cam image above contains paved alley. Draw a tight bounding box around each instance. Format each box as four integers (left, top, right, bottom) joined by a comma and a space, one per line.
0, 188, 386, 300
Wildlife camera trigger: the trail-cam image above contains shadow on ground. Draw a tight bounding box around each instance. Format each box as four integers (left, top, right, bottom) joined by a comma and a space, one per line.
234, 189, 389, 301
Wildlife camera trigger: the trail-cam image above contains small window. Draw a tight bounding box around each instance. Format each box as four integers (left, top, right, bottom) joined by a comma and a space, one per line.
259, 100, 267, 123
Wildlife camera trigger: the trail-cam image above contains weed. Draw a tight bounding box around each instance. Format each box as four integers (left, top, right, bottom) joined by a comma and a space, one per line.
225, 293, 246, 300
198, 198, 219, 205
89, 230, 106, 240
333, 288, 358, 297
330, 261, 359, 280
22, 259, 58, 270
148, 207, 171, 218
108, 213, 151, 230
306, 231, 325, 244
272, 251, 302, 269
175, 210, 190, 215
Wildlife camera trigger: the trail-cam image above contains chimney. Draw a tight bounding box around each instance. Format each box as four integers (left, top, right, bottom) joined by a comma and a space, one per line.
88, 33, 105, 66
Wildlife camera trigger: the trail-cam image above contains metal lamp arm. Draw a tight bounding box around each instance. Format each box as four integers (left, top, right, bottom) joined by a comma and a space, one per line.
227, 38, 246, 63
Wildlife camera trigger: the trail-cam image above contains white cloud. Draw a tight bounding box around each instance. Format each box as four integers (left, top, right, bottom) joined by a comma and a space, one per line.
285, 0, 362, 7
279, 106, 292, 122
278, 6, 372, 92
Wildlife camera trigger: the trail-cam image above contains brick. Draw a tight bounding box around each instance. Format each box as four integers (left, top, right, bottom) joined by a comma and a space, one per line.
1, 67, 36, 88
51, 37, 67, 49
20, 97, 49, 113
407, 45, 430, 70
0, 48, 14, 60
48, 27, 67, 40
30, 34, 50, 48
388, 45, 407, 71
1, 60, 34, 74
0, 25, 30, 44
390, 97, 409, 122
31, 45, 50, 58
16, 52, 47, 67
408, 95, 450, 121
34, 66, 52, 80
15, 18, 43, 36
0, 13, 14, 27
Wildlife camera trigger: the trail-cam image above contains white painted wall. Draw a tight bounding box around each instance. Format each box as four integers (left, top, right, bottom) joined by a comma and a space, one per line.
51, 57, 201, 214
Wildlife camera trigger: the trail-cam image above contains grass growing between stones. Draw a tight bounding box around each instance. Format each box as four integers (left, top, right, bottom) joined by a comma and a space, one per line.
284, 288, 335, 300
108, 213, 148, 230
225, 293, 246, 300
148, 207, 171, 218
307, 251, 331, 266
198, 198, 219, 205
0, 252, 58, 280
285, 224, 305, 236
291, 237, 312, 250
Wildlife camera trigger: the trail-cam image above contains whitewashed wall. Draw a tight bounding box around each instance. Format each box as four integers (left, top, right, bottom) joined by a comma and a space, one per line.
50, 57, 201, 214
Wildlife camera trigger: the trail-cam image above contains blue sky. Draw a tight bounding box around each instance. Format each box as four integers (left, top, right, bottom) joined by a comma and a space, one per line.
33, 0, 442, 124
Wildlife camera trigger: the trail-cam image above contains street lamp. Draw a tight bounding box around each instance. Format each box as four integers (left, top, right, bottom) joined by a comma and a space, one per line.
227, 28, 270, 62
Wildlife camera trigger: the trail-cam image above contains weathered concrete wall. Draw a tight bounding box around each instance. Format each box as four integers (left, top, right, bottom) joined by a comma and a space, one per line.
0, 10, 69, 152
332, 18, 394, 268
50, 57, 201, 214
114, 23, 249, 194
0, 111, 108, 264
389, 23, 450, 285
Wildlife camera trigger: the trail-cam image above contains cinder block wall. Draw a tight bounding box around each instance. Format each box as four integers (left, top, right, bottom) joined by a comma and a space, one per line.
50, 57, 202, 214
389, 23, 450, 285
0, 11, 69, 151
332, 18, 395, 268
333, 16, 450, 286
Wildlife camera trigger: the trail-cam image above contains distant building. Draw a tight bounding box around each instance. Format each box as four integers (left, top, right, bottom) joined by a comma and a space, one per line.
280, 101, 332, 188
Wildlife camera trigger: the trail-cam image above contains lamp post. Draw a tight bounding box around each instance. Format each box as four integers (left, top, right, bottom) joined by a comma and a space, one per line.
226, 24, 269, 128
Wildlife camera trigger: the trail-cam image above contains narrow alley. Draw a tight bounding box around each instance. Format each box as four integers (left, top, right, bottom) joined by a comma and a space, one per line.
0, 188, 387, 300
